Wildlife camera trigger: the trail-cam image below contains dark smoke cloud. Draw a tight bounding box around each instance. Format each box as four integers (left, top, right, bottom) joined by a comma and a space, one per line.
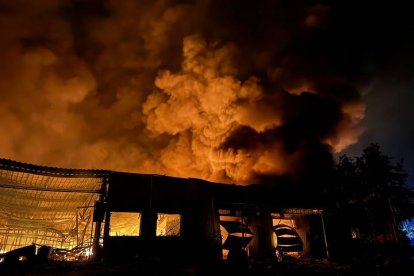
0, 0, 381, 184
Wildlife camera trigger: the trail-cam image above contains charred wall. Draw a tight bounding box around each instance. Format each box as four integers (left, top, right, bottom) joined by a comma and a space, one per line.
102, 172, 327, 263
103, 173, 221, 264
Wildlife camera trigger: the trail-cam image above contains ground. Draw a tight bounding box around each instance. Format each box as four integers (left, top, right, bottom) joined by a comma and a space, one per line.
0, 257, 413, 276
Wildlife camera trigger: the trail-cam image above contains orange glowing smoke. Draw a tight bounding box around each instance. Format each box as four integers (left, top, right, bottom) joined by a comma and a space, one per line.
0, 1, 364, 184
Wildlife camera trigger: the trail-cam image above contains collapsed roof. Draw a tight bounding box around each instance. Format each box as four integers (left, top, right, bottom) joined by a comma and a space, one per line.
0, 158, 108, 253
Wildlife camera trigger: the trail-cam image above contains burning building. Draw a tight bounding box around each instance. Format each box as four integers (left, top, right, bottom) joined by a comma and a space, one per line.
0, 157, 328, 265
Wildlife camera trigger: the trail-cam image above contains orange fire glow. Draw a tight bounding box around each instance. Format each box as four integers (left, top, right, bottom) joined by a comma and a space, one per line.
0, 1, 365, 184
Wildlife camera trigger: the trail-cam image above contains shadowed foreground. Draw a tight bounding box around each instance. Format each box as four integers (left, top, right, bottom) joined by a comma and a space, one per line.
1, 256, 413, 276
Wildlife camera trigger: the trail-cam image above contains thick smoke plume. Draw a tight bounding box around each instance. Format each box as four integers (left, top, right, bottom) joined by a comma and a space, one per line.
0, 0, 365, 184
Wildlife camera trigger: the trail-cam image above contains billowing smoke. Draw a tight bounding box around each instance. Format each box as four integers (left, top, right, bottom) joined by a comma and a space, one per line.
0, 0, 365, 184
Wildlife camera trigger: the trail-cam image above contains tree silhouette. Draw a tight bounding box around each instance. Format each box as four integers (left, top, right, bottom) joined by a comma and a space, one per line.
336, 143, 414, 242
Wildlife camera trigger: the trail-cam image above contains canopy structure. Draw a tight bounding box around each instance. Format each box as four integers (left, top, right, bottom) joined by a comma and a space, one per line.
0, 159, 108, 253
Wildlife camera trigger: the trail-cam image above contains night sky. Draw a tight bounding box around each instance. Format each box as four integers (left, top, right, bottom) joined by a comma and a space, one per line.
334, 1, 414, 187
0, 0, 413, 186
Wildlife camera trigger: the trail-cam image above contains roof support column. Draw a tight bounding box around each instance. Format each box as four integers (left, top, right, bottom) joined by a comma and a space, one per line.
320, 212, 330, 260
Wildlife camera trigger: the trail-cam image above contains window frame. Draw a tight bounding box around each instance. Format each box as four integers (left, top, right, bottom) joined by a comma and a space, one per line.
108, 211, 142, 237
155, 212, 182, 237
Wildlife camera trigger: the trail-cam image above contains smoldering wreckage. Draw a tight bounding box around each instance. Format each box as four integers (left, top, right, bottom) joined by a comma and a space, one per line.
0, 158, 332, 270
